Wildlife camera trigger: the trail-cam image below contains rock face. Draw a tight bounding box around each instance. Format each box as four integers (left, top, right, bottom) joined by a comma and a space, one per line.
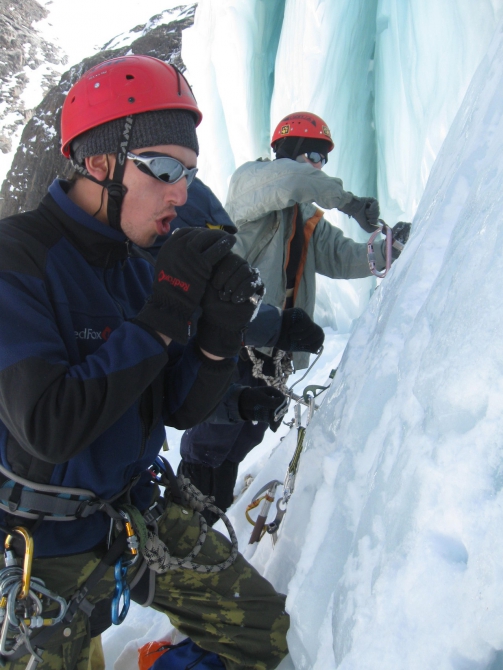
0, 0, 65, 159
0, 4, 196, 218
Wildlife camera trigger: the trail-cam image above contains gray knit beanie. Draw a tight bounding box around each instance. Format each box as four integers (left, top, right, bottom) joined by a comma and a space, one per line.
71, 109, 199, 165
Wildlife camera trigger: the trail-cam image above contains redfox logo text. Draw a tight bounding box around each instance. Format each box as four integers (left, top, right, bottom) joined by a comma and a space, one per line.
158, 270, 190, 292
75, 326, 112, 341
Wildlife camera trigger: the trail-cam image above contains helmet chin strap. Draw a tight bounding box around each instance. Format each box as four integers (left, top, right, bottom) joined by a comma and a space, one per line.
71, 116, 135, 233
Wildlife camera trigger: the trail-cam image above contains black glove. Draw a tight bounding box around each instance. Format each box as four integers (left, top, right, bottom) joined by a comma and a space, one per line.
276, 308, 324, 353
135, 228, 235, 344
391, 221, 411, 259
196, 253, 265, 357
238, 386, 286, 431
340, 196, 380, 233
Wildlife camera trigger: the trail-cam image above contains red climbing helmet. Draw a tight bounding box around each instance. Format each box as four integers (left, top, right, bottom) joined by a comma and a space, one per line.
270, 111, 334, 152
61, 55, 202, 158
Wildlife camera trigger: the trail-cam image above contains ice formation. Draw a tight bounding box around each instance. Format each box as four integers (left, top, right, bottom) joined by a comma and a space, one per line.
71, 1, 503, 667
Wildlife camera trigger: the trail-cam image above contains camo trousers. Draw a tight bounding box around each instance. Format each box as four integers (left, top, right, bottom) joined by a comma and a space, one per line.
3, 501, 289, 670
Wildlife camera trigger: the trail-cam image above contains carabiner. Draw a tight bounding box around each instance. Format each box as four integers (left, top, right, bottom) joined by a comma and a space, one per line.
367, 219, 393, 278
118, 510, 139, 559
4, 527, 34, 600
111, 556, 130, 625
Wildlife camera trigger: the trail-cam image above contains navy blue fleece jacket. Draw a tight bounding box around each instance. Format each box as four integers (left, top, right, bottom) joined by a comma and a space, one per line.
0, 179, 235, 557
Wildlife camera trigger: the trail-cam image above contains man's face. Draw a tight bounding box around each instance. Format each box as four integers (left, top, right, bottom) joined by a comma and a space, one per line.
119, 144, 197, 248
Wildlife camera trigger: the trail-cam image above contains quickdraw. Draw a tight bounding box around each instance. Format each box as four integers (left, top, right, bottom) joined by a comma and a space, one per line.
367, 218, 394, 278
246, 368, 337, 546
273, 346, 325, 423
245, 480, 281, 545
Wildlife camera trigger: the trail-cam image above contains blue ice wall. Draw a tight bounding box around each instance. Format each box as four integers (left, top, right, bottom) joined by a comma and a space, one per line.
183, 0, 503, 330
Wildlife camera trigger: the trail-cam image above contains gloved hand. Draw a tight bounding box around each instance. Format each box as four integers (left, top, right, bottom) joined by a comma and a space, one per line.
135, 228, 235, 344
238, 386, 286, 432
196, 253, 265, 357
276, 308, 324, 353
340, 196, 380, 233
391, 221, 411, 259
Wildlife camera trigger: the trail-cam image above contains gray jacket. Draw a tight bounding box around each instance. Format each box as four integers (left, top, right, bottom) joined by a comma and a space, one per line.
226, 158, 386, 369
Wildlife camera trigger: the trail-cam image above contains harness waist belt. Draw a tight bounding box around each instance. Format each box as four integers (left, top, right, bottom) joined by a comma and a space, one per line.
0, 486, 99, 519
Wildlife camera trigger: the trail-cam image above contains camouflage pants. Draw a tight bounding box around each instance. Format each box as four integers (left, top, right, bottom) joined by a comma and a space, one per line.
3, 501, 289, 670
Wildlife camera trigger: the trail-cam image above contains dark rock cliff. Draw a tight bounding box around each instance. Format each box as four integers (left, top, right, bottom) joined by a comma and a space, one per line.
0, 4, 195, 218
0, 0, 65, 156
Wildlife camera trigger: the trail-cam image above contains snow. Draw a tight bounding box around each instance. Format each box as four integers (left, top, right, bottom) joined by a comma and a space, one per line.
153, 2, 503, 668
103, 330, 349, 670
36, 0, 190, 66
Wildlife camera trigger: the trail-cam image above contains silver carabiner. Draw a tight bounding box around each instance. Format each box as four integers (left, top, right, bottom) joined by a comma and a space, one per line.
367, 218, 393, 278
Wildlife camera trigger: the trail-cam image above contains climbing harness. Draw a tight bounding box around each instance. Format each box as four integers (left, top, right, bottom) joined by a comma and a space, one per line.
0, 461, 139, 522
0, 451, 239, 663
0, 459, 144, 661
0, 462, 148, 663
246, 367, 337, 546
367, 218, 394, 278
246, 347, 294, 394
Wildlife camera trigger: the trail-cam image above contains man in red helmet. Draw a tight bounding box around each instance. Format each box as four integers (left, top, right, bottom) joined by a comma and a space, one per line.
0, 55, 289, 669
179, 111, 411, 523
230, 112, 410, 321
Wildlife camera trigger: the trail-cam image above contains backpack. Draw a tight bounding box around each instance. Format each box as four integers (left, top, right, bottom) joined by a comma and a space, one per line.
141, 638, 224, 670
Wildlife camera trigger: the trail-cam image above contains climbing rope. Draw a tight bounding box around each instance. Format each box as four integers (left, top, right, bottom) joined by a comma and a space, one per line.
142, 475, 239, 574
245, 347, 294, 393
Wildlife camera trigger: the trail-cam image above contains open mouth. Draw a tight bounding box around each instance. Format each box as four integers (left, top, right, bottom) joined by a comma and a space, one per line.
156, 215, 173, 236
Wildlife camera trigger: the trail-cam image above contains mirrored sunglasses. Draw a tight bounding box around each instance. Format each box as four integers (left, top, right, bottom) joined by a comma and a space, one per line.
305, 151, 327, 167
127, 152, 198, 187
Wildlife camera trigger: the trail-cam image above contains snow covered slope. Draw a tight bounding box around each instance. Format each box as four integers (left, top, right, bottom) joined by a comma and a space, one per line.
106, 20, 503, 664
161, 4, 503, 668
243, 18, 503, 670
